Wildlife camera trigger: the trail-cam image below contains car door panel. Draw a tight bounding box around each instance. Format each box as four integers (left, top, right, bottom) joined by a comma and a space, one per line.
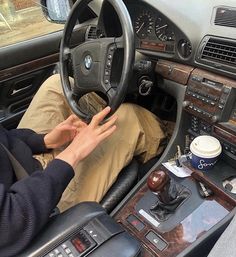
0, 25, 88, 71
0, 67, 55, 129
0, 25, 89, 129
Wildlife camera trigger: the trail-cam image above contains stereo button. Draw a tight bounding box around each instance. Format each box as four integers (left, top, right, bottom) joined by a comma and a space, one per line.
223, 87, 230, 94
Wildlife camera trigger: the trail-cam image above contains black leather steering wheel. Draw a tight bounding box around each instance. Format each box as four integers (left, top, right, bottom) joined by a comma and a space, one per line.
60, 0, 134, 121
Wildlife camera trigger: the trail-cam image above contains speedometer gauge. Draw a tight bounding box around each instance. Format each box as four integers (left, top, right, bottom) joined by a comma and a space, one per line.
155, 17, 175, 42
135, 12, 154, 39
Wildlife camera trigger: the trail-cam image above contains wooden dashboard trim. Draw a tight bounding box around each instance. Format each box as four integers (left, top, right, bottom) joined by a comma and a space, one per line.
114, 165, 235, 257
0, 53, 59, 82
155, 60, 194, 85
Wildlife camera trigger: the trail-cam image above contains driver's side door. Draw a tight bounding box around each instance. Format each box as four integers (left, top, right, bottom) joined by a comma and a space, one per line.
0, 0, 93, 129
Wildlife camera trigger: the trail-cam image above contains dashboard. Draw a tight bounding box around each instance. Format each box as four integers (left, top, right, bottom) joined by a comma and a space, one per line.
123, 0, 236, 80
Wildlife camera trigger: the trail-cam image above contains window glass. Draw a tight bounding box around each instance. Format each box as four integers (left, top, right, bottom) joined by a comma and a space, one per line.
0, 0, 65, 47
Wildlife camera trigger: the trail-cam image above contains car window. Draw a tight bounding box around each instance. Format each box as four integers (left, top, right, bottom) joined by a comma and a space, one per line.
0, 0, 65, 48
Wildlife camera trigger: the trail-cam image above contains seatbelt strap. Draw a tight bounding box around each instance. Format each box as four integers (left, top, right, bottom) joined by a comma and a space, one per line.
0, 143, 60, 215
0, 143, 29, 180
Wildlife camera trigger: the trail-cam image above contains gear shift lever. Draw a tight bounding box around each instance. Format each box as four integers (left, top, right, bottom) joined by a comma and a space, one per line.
147, 170, 171, 204
147, 169, 190, 221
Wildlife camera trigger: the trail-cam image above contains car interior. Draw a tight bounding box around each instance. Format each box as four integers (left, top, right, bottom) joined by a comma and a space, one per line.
1, 0, 236, 256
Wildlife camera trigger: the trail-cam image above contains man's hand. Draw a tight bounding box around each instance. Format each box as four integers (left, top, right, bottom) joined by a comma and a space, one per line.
56, 107, 117, 168
44, 114, 87, 149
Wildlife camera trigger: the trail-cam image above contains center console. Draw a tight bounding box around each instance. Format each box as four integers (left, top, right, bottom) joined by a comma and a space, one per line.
112, 64, 236, 257
114, 167, 234, 257
19, 202, 141, 257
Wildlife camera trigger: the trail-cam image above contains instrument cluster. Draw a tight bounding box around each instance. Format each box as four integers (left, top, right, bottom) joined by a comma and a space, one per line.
128, 4, 176, 54
134, 10, 175, 42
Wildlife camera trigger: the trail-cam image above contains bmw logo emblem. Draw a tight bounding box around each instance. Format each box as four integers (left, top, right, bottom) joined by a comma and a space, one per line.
84, 55, 92, 70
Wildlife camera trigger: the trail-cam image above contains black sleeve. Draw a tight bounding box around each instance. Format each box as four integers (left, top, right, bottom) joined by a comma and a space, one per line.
0, 159, 74, 257
7, 128, 48, 154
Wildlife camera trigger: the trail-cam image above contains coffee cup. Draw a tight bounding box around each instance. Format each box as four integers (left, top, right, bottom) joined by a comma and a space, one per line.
190, 135, 222, 171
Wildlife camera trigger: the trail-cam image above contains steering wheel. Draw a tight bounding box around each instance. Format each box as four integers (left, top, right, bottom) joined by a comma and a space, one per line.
60, 0, 134, 121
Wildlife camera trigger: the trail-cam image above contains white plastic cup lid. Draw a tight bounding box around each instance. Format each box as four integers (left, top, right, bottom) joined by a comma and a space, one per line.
190, 135, 222, 158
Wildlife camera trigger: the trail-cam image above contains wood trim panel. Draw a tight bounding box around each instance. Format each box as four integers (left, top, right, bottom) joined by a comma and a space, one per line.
0, 53, 59, 82
186, 163, 236, 206
155, 60, 194, 85
115, 165, 235, 257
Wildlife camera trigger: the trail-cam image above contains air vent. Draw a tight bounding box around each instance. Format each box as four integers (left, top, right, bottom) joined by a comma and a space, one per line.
214, 7, 236, 28
86, 26, 97, 40
201, 37, 236, 67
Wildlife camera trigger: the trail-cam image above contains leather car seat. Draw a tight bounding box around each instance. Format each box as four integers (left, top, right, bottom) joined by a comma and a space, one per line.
100, 159, 139, 213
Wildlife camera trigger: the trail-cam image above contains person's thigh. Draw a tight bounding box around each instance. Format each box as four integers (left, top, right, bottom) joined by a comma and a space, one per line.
58, 103, 166, 211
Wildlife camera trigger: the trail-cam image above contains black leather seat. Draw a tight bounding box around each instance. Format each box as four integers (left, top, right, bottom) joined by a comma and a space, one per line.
100, 159, 139, 213
100, 156, 161, 213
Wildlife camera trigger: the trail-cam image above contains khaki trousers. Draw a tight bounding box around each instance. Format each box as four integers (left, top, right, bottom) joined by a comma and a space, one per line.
18, 74, 166, 211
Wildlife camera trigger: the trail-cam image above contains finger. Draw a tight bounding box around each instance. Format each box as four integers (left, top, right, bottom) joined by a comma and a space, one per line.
59, 115, 74, 126
97, 115, 117, 134
72, 120, 85, 128
61, 125, 78, 134
65, 114, 80, 124
97, 125, 116, 142
90, 106, 111, 127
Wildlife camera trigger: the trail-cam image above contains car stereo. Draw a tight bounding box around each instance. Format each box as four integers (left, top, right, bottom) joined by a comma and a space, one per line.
184, 68, 236, 165
184, 69, 235, 123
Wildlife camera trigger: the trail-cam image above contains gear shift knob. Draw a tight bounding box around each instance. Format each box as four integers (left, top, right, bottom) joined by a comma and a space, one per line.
147, 170, 171, 204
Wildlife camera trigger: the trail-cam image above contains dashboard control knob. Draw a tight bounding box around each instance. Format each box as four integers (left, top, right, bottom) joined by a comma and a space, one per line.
183, 100, 190, 108
178, 39, 192, 58
211, 115, 219, 123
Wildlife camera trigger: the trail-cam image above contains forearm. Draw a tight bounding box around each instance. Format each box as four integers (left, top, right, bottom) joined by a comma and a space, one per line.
8, 128, 48, 154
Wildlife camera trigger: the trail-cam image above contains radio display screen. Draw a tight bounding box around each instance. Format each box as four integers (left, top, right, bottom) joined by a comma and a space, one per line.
202, 78, 223, 90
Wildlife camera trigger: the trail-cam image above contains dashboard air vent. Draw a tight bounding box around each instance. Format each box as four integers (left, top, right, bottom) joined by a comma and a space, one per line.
201, 37, 236, 67
86, 26, 97, 40
214, 7, 236, 28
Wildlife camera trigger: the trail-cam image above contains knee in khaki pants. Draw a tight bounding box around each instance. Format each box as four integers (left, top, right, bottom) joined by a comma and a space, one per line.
18, 74, 72, 133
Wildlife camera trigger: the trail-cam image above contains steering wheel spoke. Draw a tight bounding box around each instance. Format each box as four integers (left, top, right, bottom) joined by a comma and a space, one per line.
61, 47, 71, 61
114, 36, 124, 49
